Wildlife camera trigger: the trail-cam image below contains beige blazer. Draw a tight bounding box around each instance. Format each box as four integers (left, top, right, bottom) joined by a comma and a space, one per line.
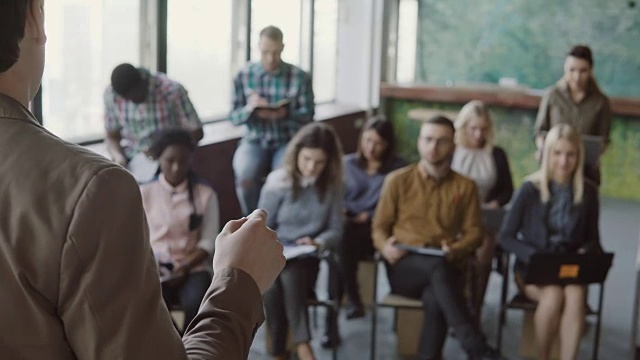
0, 93, 264, 359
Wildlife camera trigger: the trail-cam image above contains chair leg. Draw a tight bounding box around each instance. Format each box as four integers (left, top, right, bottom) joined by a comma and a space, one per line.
370, 259, 380, 360
592, 283, 605, 360
496, 251, 510, 352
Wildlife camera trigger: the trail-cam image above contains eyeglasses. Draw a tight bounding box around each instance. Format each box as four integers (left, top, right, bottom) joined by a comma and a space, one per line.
419, 136, 453, 146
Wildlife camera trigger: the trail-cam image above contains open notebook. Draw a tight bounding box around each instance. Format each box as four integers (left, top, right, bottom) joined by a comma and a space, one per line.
283, 244, 317, 260
393, 243, 445, 257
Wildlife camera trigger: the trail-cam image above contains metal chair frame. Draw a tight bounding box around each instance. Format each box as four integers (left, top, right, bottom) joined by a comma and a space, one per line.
496, 251, 606, 360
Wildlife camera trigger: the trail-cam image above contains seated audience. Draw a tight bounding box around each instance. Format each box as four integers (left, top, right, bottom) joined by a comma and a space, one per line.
373, 116, 505, 360
534, 45, 611, 184
259, 123, 344, 360
230, 25, 314, 215
105, 64, 204, 181
140, 129, 220, 329
452, 100, 513, 319
499, 124, 602, 360
339, 116, 406, 319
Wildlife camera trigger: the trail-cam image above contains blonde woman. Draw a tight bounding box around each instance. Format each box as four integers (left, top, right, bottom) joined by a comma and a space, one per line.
499, 124, 602, 360
452, 100, 513, 319
259, 123, 344, 360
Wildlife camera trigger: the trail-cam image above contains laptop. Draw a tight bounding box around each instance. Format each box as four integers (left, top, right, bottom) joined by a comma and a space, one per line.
482, 208, 506, 233
523, 252, 614, 285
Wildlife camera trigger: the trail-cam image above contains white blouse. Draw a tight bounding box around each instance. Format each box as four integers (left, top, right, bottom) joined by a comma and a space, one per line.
451, 145, 497, 202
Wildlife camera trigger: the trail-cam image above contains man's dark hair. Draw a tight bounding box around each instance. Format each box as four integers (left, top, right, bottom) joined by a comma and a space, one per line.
259, 26, 284, 43
148, 128, 196, 160
567, 45, 593, 67
110, 63, 143, 97
0, 0, 29, 73
423, 115, 456, 135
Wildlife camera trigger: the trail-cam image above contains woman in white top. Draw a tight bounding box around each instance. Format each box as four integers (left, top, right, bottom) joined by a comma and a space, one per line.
452, 100, 514, 320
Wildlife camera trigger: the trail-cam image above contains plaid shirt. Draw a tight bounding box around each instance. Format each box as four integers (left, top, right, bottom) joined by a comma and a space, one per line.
104, 68, 202, 158
229, 61, 314, 146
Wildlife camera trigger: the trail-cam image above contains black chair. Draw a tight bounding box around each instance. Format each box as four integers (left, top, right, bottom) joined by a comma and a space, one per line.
496, 250, 606, 360
309, 250, 340, 360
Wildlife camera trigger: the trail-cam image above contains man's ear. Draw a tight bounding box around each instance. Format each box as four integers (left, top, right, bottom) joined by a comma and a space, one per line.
26, 0, 47, 46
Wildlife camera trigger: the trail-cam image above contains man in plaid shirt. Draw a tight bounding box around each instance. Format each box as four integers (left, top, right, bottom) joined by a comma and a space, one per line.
229, 26, 315, 215
104, 63, 203, 169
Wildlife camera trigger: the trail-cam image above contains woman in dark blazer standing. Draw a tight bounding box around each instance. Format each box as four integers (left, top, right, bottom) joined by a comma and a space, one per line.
499, 124, 602, 360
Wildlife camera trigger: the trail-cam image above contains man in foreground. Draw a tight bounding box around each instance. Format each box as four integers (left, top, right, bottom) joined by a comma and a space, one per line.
0, 1, 284, 359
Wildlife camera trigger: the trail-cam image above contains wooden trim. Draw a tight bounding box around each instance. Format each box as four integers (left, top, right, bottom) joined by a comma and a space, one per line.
381, 83, 640, 117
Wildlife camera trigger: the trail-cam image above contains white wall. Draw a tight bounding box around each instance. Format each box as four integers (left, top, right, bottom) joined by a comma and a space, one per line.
335, 0, 385, 110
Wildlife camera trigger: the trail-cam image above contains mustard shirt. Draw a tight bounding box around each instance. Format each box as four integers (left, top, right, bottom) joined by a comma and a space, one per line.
372, 164, 483, 264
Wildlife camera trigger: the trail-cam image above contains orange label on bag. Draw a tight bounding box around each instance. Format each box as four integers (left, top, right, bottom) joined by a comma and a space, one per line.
559, 264, 580, 278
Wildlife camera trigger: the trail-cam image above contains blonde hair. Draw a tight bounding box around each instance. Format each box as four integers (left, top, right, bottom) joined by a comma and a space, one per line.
282, 123, 344, 201
454, 100, 494, 148
527, 124, 584, 204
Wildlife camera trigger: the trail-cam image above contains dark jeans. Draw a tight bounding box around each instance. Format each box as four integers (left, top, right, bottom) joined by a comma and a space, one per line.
386, 254, 486, 360
232, 138, 287, 215
263, 257, 320, 356
161, 271, 212, 331
337, 220, 375, 306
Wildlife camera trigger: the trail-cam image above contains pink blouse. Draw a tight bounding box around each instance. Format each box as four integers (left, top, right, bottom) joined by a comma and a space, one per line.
140, 174, 219, 272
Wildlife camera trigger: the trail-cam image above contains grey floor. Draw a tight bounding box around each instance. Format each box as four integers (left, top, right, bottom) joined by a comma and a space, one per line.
248, 198, 640, 360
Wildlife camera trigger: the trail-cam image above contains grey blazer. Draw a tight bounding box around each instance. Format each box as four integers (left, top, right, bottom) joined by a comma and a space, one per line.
498, 180, 602, 272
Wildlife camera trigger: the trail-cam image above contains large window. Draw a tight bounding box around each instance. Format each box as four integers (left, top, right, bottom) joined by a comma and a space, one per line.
313, 0, 339, 102
167, 0, 233, 120
42, 0, 140, 141
396, 0, 418, 83
250, 0, 303, 67
40, 0, 340, 142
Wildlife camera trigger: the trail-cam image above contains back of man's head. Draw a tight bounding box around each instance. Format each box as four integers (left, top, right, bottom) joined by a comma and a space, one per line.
0, 0, 30, 73
259, 26, 284, 43
111, 63, 142, 97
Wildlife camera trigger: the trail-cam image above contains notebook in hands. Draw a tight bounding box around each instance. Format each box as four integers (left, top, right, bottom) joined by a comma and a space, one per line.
393, 243, 445, 257
283, 244, 318, 260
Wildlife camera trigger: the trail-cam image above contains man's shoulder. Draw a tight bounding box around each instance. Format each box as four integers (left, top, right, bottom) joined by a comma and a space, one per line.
385, 164, 417, 184
0, 120, 136, 233
236, 61, 261, 75
282, 62, 310, 79
104, 85, 117, 101
151, 72, 185, 96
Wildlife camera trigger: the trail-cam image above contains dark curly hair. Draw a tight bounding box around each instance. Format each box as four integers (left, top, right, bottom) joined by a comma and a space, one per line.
148, 128, 196, 160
